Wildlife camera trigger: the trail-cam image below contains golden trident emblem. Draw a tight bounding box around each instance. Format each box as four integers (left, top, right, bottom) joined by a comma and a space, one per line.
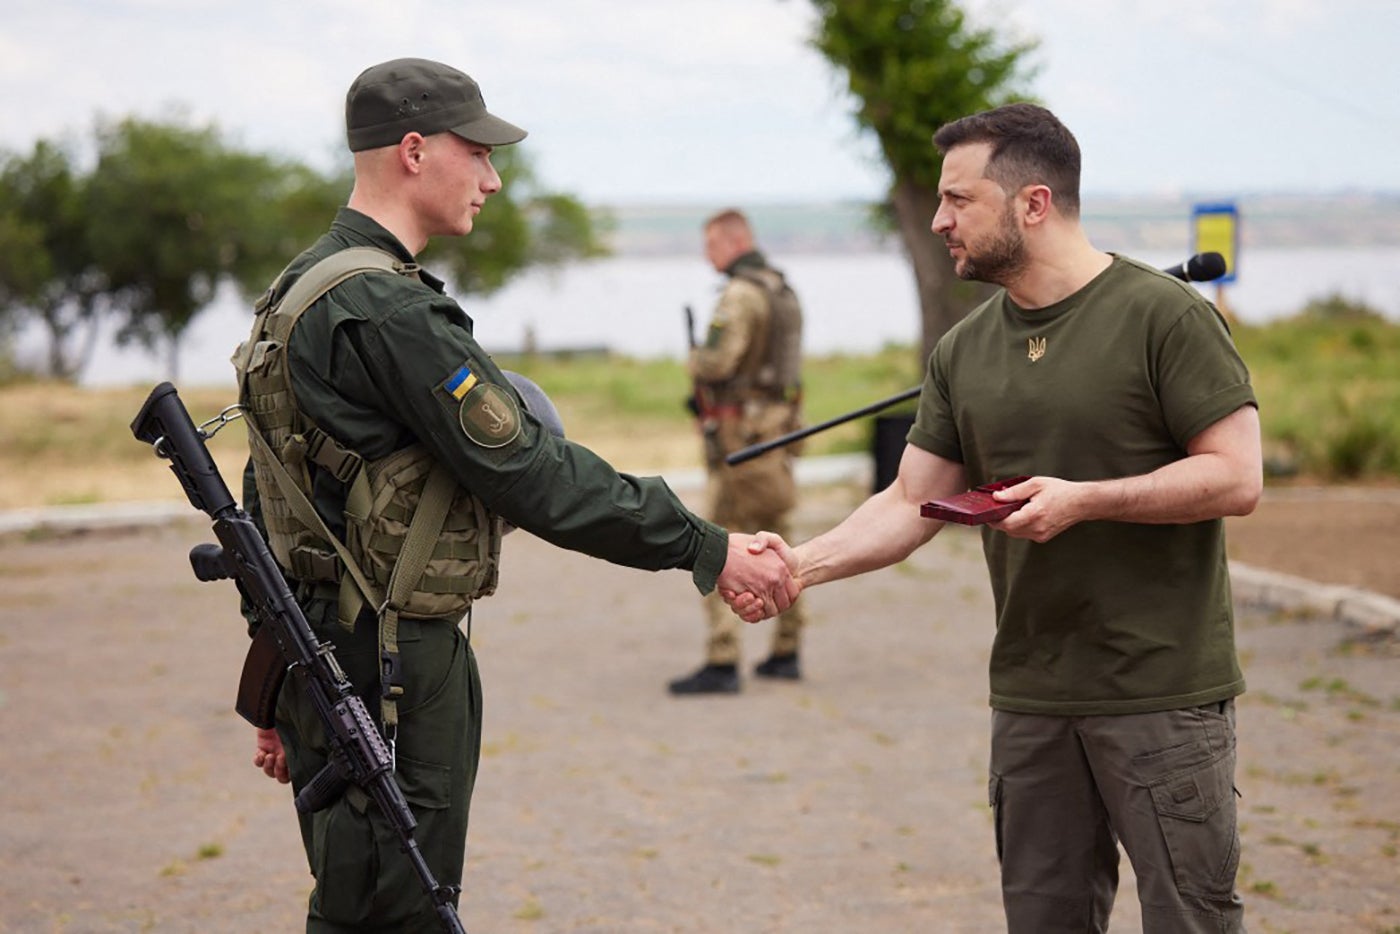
1027, 336, 1047, 362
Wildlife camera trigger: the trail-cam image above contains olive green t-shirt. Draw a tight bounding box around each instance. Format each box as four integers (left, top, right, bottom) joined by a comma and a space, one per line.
250, 208, 728, 595
907, 255, 1256, 715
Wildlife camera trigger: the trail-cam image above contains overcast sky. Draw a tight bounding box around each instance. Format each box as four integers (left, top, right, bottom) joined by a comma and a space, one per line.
3, 0, 1398, 205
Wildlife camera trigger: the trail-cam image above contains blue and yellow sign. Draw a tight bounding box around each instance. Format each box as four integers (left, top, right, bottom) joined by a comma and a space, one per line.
1192, 202, 1239, 285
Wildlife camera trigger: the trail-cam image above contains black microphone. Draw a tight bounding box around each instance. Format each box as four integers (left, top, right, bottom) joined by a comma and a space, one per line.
1161, 252, 1227, 283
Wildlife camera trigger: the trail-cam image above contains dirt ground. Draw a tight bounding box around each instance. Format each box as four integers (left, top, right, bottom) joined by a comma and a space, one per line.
0, 484, 1397, 933
1223, 485, 1400, 602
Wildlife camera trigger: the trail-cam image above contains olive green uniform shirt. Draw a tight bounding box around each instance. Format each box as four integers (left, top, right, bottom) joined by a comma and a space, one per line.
908, 255, 1256, 715
259, 208, 728, 593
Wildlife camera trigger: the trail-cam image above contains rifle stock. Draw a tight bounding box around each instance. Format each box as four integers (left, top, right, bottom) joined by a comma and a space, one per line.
131, 381, 467, 934
725, 386, 921, 466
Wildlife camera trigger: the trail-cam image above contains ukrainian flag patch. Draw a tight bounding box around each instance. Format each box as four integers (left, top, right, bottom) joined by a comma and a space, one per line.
442, 363, 479, 400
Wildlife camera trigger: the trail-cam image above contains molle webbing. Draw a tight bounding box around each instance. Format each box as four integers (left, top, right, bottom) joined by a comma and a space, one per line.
234, 245, 504, 732
732, 266, 803, 399
235, 246, 501, 623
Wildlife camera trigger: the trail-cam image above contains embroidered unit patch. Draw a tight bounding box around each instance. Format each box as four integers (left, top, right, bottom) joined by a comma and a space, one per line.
443, 363, 480, 400
458, 382, 522, 448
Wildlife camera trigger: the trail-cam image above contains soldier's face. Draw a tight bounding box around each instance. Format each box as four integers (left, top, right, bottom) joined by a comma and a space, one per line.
421, 133, 502, 237
704, 225, 741, 272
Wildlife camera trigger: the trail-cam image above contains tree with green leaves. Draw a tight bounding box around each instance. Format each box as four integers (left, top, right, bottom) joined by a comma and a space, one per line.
84, 116, 307, 381
0, 140, 106, 380
421, 146, 608, 297
1, 114, 606, 384
810, 0, 1038, 361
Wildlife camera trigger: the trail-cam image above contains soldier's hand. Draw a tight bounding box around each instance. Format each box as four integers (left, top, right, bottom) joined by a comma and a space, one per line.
253, 727, 290, 784
721, 531, 800, 623
717, 533, 798, 620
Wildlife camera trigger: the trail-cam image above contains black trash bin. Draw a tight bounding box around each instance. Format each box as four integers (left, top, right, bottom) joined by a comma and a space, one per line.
872, 414, 915, 493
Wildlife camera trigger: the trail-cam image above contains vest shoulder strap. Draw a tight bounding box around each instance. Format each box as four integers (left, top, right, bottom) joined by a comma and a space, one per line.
266, 247, 419, 341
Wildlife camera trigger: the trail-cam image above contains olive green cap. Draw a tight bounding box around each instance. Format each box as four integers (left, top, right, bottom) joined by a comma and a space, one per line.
345, 57, 527, 152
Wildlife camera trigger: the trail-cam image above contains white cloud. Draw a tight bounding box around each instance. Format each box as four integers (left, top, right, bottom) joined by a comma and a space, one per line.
1, 0, 1397, 202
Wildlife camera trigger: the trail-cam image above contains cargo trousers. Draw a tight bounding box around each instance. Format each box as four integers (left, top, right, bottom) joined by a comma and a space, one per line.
702, 407, 805, 665
277, 597, 483, 933
988, 701, 1245, 933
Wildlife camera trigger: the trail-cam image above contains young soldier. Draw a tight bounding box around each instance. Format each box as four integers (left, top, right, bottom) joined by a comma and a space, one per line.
243, 58, 795, 931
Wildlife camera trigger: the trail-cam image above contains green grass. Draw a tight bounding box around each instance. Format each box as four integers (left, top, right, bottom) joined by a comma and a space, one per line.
1235, 296, 1400, 480
497, 342, 922, 459
2, 304, 1397, 511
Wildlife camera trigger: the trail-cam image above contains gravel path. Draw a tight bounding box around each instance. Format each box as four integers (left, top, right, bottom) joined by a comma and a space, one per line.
0, 488, 1396, 932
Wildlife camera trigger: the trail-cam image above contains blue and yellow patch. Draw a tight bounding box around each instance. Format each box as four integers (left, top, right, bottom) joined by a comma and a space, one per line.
442, 363, 479, 400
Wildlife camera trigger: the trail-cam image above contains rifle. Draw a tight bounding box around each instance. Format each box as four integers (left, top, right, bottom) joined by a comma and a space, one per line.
683, 303, 724, 467
130, 382, 467, 934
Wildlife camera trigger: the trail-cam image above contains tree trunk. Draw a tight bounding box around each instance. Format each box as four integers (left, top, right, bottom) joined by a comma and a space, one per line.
889, 175, 995, 367
166, 333, 181, 384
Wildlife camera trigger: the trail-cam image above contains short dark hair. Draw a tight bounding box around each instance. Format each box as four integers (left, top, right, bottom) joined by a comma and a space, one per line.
703, 208, 751, 234
932, 103, 1082, 218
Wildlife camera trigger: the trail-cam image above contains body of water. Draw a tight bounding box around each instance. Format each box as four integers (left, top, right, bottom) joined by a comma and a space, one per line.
16, 245, 1400, 389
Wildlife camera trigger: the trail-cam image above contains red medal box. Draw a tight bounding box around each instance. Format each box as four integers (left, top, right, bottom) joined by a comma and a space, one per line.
920, 476, 1031, 525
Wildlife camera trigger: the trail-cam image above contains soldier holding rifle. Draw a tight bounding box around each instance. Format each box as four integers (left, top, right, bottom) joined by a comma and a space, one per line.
217, 58, 793, 932
669, 209, 810, 695
730, 104, 1261, 933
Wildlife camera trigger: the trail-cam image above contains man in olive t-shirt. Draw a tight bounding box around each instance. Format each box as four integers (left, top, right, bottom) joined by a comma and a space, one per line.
729, 104, 1261, 933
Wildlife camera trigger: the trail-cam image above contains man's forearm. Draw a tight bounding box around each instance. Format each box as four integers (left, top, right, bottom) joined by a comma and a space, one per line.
1079, 452, 1260, 524
795, 483, 941, 588
1078, 405, 1263, 525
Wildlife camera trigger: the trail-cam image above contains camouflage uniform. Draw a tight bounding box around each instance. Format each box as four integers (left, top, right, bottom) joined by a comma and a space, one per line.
690, 250, 805, 666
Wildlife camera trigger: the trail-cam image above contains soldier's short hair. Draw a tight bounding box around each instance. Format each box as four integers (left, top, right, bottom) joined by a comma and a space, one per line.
703, 208, 752, 235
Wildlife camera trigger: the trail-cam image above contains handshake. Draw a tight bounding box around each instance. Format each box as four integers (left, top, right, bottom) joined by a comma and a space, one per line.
717, 532, 799, 623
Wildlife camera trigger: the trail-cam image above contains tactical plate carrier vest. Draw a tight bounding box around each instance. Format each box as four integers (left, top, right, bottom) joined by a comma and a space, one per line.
733, 266, 802, 401
232, 248, 502, 636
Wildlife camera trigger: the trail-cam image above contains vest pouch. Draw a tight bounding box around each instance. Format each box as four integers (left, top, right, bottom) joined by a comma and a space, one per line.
345, 444, 501, 622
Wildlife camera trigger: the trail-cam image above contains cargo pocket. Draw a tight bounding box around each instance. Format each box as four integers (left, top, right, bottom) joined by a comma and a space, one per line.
1143, 747, 1240, 899
310, 795, 379, 923
395, 753, 453, 810
988, 771, 1006, 865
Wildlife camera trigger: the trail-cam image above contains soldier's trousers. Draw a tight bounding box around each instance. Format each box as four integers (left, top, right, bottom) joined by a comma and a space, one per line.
703, 465, 805, 665
988, 701, 1245, 933
278, 599, 482, 933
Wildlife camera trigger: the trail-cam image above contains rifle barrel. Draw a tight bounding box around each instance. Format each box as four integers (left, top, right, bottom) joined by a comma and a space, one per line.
725, 386, 920, 466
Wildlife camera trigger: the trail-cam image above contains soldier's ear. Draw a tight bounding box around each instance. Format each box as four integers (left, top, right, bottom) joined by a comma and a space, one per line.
398, 133, 428, 173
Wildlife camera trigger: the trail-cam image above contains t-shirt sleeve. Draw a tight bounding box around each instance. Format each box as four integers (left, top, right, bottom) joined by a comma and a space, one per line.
1154, 301, 1258, 446
907, 338, 963, 463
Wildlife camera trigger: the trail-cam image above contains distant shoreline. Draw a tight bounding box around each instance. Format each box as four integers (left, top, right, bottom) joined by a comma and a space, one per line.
598, 193, 1400, 255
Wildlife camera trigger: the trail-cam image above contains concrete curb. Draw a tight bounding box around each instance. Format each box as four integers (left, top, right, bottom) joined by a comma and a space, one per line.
1228, 562, 1400, 639
4, 455, 1396, 638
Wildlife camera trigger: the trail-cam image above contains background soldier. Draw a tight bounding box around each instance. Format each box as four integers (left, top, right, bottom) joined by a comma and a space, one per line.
669, 209, 808, 695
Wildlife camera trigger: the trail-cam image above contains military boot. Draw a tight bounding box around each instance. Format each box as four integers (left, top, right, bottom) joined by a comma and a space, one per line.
753, 652, 801, 681
668, 663, 740, 695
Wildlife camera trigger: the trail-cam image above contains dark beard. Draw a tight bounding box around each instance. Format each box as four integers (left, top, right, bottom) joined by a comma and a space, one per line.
956, 210, 1028, 285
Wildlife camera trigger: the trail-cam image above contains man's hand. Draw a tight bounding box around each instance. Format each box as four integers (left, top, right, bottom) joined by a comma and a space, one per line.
253, 727, 290, 784
989, 476, 1088, 542
721, 531, 800, 623
716, 532, 799, 620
